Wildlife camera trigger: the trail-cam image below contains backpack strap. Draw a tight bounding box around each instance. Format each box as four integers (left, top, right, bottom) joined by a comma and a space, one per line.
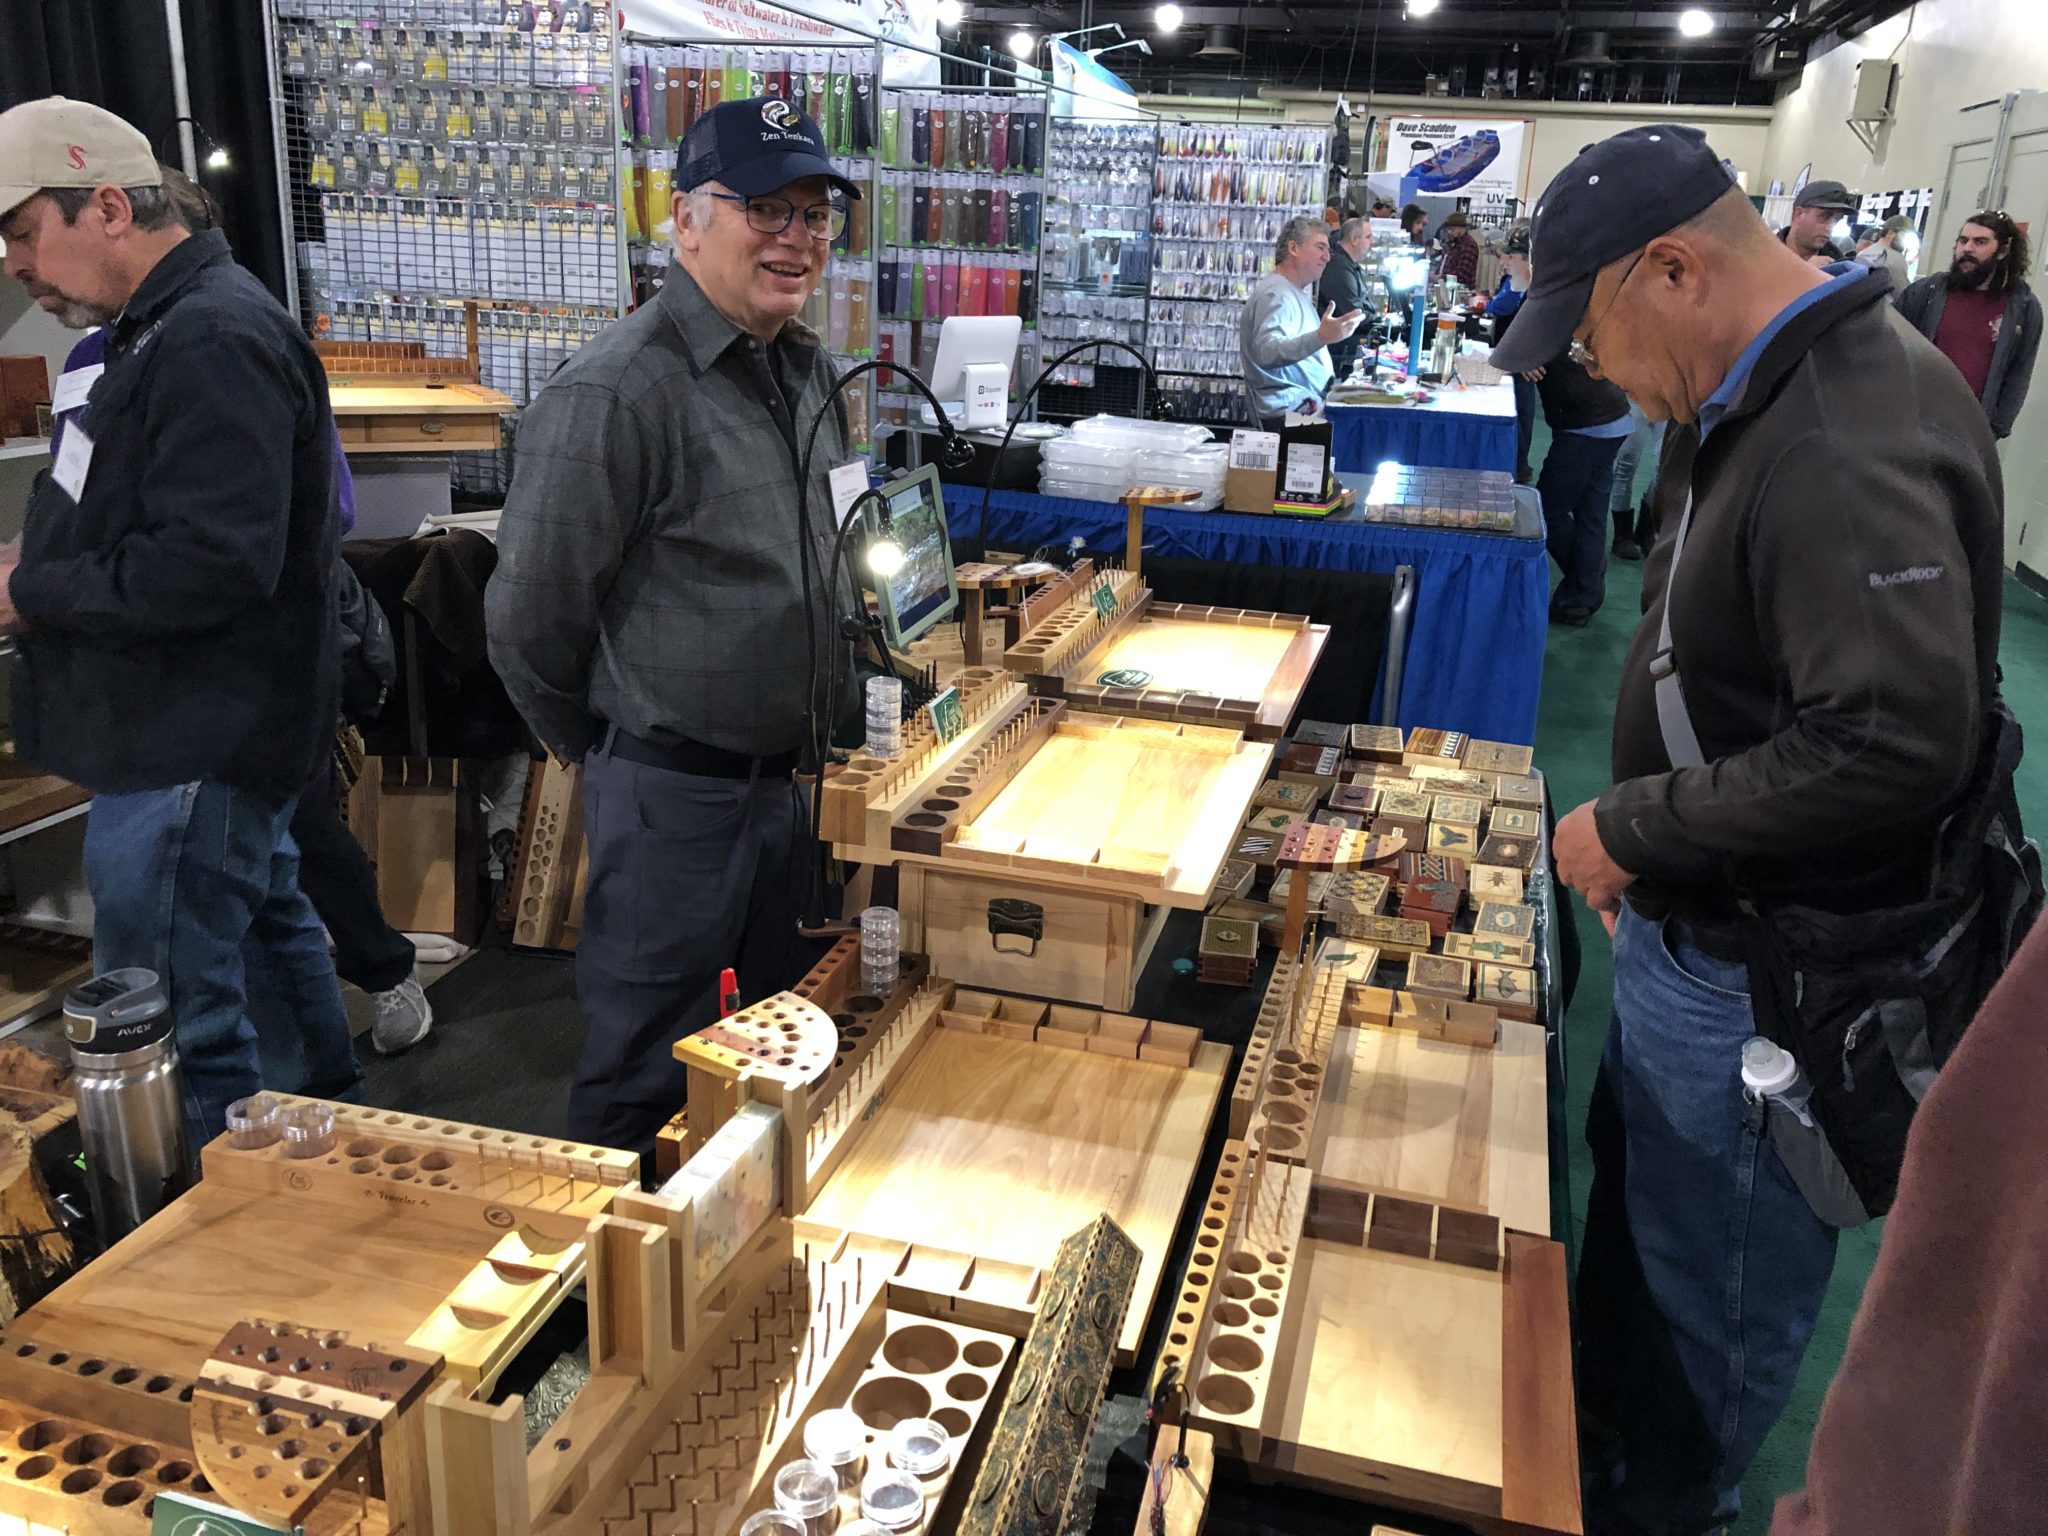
1650, 490, 1709, 770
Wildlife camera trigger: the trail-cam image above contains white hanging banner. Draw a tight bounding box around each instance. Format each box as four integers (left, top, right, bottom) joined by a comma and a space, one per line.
1374, 115, 1531, 219
620, 0, 942, 84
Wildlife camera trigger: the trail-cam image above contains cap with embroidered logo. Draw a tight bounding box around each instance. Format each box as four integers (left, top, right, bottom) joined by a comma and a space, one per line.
1487, 124, 1737, 374
676, 97, 861, 202
0, 97, 162, 223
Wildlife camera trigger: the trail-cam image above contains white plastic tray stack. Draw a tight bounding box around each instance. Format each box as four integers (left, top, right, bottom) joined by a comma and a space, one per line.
1038, 415, 1221, 507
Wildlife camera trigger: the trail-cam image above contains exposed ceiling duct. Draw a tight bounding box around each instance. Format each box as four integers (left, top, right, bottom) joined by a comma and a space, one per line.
1193, 22, 1244, 56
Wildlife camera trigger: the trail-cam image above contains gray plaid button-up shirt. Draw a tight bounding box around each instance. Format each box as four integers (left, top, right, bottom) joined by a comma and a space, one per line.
486, 265, 852, 760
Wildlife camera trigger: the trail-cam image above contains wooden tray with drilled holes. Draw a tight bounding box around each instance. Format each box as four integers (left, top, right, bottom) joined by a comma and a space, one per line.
0, 1101, 635, 1402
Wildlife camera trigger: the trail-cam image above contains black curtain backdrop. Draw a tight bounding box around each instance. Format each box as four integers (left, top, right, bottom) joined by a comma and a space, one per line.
3, 0, 291, 306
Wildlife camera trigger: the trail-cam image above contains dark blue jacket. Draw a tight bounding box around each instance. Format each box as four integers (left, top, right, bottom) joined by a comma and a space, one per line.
11, 231, 339, 799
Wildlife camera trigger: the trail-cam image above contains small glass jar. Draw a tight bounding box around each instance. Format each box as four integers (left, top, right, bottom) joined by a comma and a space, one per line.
280, 1102, 335, 1159
774, 1458, 839, 1536
886, 1418, 950, 1481
804, 1408, 868, 1490
860, 1469, 925, 1536
740, 1511, 807, 1536
225, 1094, 283, 1151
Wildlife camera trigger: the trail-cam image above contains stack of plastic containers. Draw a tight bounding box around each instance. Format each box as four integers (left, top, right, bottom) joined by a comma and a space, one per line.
1037, 415, 1218, 505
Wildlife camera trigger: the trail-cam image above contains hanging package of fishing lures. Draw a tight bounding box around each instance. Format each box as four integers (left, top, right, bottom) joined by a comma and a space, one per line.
1040, 119, 1154, 389
620, 39, 879, 448
869, 86, 1049, 436
1147, 121, 1328, 411
273, 0, 625, 493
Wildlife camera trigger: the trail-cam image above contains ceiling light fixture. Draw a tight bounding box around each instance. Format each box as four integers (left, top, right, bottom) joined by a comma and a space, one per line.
1407, 0, 1439, 15
1155, 2, 1183, 29
935, 0, 963, 25
1006, 28, 1035, 57
1678, 7, 1715, 36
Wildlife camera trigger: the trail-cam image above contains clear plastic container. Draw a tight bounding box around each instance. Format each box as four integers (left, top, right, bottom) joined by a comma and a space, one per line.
1038, 460, 1135, 489
740, 1512, 807, 1536
860, 907, 900, 1000
805, 1407, 869, 1489
887, 1417, 951, 1479
1066, 414, 1216, 454
775, 1459, 839, 1536
865, 675, 903, 761
1038, 477, 1128, 504
1132, 445, 1227, 477
861, 1469, 927, 1534
225, 1093, 283, 1151
1037, 436, 1133, 470
280, 1102, 335, 1159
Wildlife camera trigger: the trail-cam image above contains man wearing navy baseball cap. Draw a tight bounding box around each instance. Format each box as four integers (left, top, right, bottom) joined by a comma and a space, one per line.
489, 98, 865, 1156
1505, 128, 2017, 1535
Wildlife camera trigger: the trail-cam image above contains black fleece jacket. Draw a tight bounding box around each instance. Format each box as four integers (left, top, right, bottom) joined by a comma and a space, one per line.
1601, 268, 2004, 917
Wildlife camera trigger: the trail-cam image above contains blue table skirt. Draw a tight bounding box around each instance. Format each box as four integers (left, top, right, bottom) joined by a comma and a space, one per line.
953, 488, 1546, 744
1327, 402, 1518, 475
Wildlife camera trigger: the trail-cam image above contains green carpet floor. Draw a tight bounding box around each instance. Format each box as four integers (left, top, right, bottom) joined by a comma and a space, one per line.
1534, 427, 2048, 1532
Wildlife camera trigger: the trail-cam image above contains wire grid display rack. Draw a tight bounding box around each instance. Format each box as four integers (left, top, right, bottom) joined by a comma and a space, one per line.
267, 0, 625, 495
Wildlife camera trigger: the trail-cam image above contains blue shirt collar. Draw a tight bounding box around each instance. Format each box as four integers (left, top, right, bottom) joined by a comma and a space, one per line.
1697, 264, 1864, 439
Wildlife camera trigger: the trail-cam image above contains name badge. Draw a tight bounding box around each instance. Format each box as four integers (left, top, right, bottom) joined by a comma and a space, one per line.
52, 424, 94, 503
51, 363, 103, 415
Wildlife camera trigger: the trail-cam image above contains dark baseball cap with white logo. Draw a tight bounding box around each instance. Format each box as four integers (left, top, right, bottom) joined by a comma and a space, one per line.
1488, 124, 1737, 374
676, 97, 862, 201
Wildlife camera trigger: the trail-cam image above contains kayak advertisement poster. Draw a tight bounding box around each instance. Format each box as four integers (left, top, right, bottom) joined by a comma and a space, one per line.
1382, 116, 1530, 218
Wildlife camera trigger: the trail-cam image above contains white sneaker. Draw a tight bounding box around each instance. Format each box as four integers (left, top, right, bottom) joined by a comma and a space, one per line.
370, 972, 433, 1055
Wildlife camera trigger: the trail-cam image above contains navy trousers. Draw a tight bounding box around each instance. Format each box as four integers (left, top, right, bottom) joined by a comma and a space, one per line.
1538, 430, 1623, 616
570, 740, 812, 1153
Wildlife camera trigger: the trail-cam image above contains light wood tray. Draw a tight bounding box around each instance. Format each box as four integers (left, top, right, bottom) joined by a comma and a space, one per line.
800, 1027, 1227, 1363
937, 713, 1274, 905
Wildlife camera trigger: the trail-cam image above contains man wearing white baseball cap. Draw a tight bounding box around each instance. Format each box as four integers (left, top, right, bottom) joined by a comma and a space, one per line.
0, 97, 356, 1142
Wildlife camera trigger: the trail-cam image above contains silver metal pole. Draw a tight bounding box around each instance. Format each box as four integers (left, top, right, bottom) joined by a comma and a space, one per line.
163, 0, 198, 178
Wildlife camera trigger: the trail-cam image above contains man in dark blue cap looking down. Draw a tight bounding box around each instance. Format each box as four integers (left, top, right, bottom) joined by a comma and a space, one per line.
1495, 127, 2014, 1533
489, 99, 862, 1157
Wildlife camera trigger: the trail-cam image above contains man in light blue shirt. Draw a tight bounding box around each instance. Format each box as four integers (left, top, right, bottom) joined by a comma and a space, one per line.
1239, 215, 1362, 431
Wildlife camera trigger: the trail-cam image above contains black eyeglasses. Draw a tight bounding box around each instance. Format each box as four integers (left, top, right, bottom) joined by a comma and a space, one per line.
709, 192, 847, 241
1569, 248, 1646, 371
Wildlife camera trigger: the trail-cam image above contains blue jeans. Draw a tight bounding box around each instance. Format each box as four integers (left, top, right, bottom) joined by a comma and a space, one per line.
1610, 403, 1668, 513
84, 782, 359, 1146
1538, 431, 1623, 615
1577, 904, 1838, 1535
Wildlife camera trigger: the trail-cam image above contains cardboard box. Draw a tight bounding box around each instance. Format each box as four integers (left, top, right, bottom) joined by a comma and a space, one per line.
1225, 428, 1280, 514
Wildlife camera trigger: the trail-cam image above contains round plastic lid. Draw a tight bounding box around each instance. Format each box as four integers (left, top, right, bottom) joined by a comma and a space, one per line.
226, 1094, 281, 1130
281, 1103, 335, 1142
1740, 1036, 1798, 1096
774, 1459, 839, 1519
739, 1511, 807, 1536
804, 1407, 868, 1467
887, 1417, 951, 1477
861, 1470, 925, 1530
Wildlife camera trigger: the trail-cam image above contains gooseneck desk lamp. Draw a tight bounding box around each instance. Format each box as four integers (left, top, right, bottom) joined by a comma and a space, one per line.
796, 361, 974, 934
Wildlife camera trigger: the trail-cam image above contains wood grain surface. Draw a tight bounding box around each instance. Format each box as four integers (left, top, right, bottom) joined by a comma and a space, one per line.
1269, 1238, 1504, 1521
802, 1029, 1226, 1361
946, 715, 1273, 904
1313, 1018, 1550, 1238
1089, 619, 1298, 702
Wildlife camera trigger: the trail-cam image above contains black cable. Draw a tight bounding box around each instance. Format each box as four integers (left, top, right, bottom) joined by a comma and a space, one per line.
794, 360, 971, 931
971, 337, 1166, 564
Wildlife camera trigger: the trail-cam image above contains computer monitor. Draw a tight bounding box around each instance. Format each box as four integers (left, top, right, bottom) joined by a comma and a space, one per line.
871, 465, 960, 652
920, 315, 1024, 430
